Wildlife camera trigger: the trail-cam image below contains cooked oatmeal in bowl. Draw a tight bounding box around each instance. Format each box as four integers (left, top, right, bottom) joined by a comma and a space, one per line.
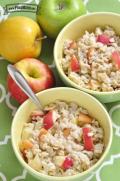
54, 13, 120, 103
11, 87, 112, 181
62, 26, 120, 92
20, 100, 104, 176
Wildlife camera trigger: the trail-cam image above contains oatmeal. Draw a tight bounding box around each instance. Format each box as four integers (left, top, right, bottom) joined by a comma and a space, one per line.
61, 26, 120, 92
20, 100, 104, 176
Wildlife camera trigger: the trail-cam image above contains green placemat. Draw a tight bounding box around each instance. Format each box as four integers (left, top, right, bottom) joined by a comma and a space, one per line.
0, 0, 120, 181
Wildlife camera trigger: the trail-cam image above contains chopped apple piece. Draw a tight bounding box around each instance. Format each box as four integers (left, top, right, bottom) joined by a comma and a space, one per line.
28, 154, 42, 171
43, 110, 57, 130
78, 113, 93, 126
54, 156, 65, 167
62, 157, 74, 170
97, 34, 110, 45
82, 127, 94, 151
39, 128, 48, 142
69, 41, 77, 49
39, 128, 48, 136
20, 140, 33, 151
63, 128, 71, 137
111, 51, 120, 68
70, 55, 80, 72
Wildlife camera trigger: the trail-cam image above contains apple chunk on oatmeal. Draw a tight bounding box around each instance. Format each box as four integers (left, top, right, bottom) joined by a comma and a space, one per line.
20, 100, 104, 176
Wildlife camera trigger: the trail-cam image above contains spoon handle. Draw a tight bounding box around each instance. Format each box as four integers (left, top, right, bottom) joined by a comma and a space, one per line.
7, 64, 43, 110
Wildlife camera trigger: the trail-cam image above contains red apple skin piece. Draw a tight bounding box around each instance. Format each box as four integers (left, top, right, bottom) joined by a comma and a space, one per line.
82, 127, 94, 151
62, 157, 74, 170
96, 34, 110, 45
43, 111, 54, 130
111, 51, 120, 68
7, 58, 55, 104
70, 55, 80, 72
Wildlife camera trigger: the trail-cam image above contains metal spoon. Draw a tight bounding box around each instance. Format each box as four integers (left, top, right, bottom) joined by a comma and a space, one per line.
7, 64, 43, 111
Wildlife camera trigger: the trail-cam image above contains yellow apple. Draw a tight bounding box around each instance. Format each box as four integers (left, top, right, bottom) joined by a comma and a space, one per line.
0, 16, 42, 63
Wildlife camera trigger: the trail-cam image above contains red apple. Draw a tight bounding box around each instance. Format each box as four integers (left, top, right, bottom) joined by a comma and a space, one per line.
7, 58, 55, 104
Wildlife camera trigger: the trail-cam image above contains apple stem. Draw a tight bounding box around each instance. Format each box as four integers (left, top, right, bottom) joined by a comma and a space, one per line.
36, 35, 47, 41
59, 3, 64, 10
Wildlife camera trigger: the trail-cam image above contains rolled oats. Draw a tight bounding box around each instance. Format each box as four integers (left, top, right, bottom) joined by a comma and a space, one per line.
20, 101, 104, 176
62, 26, 120, 92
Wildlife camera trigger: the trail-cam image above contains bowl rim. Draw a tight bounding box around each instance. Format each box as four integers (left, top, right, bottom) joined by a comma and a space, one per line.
54, 12, 120, 96
11, 87, 113, 180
